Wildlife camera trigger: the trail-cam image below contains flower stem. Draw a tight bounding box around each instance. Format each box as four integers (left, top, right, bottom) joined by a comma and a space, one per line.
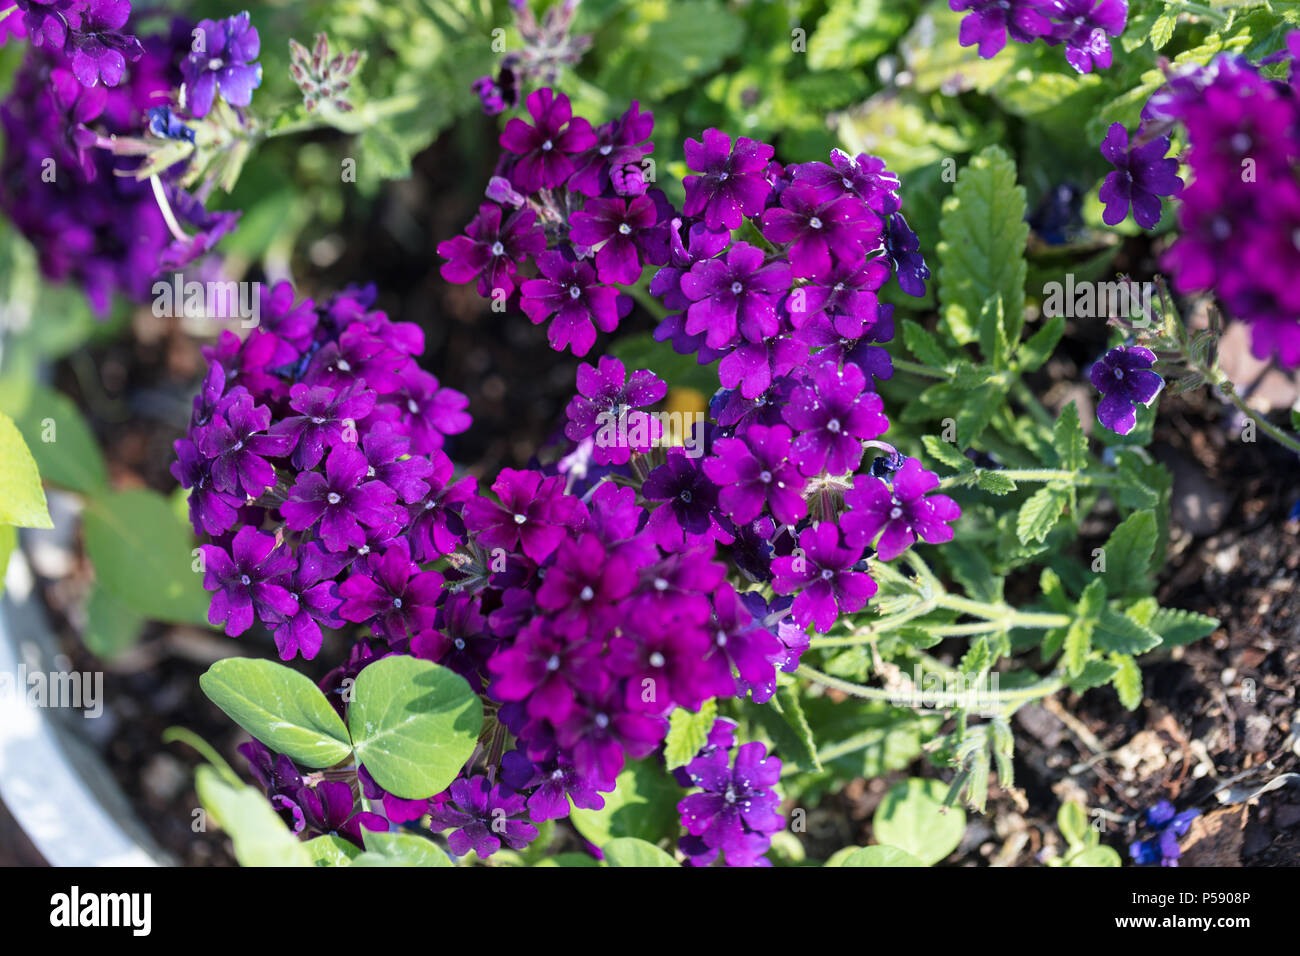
892, 358, 950, 380
1218, 381, 1300, 456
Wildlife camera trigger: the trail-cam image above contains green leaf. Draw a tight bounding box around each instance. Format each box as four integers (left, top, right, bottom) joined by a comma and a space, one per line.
937, 146, 1028, 346
602, 837, 679, 867
1057, 801, 1090, 847
747, 686, 821, 772
0, 378, 107, 494
355, 121, 414, 190
0, 411, 52, 528
1150, 13, 1177, 50
872, 778, 966, 866
1101, 509, 1157, 595
353, 830, 452, 867
1072, 845, 1123, 867
808, 0, 912, 71
304, 834, 363, 867
200, 658, 354, 767
1052, 401, 1087, 471
1015, 315, 1065, 372
348, 656, 482, 799
663, 699, 717, 770
977, 295, 1009, 369
1063, 616, 1094, 678
957, 383, 1004, 448
570, 758, 681, 848
902, 319, 952, 368
1110, 652, 1143, 710
597, 0, 744, 101
1093, 606, 1162, 655
195, 765, 310, 867
836, 844, 926, 867
83, 489, 211, 625
921, 434, 971, 473
1016, 484, 1069, 544
1067, 658, 1118, 692
83, 585, 145, 660
975, 470, 1017, 495
0, 523, 14, 596
1147, 607, 1220, 647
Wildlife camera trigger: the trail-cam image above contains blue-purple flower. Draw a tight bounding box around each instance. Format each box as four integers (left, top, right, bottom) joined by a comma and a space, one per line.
1090, 345, 1163, 435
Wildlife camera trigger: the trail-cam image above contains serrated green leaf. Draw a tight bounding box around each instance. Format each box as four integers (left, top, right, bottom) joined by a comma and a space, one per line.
975, 470, 1017, 495
1150, 13, 1177, 50
1068, 658, 1119, 692
663, 699, 717, 770
598, 0, 744, 101
1148, 607, 1220, 647
903, 318, 952, 368
1063, 616, 1093, 677
748, 687, 821, 772
1053, 401, 1087, 471
1015, 314, 1065, 372
921, 434, 971, 472
1101, 509, 1158, 595
937, 146, 1028, 345
1017, 484, 1069, 544
957, 383, 1004, 447
977, 295, 1009, 368
1093, 606, 1162, 655
1110, 653, 1143, 710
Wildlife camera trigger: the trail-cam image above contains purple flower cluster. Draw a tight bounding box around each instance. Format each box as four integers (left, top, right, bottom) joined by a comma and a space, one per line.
677, 719, 784, 867
4, 0, 144, 88
1128, 800, 1199, 866
0, 17, 237, 314
173, 280, 472, 660
438, 88, 662, 356
950, 0, 1128, 74
1135, 46, 1300, 367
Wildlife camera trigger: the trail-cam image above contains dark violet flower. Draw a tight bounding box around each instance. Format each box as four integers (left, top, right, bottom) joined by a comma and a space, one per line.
771, 522, 875, 633
427, 776, 539, 858
1098, 123, 1183, 229
147, 104, 195, 143
360, 423, 431, 505
171, 437, 241, 536
568, 100, 654, 198
462, 468, 582, 563
436, 203, 545, 299
703, 424, 807, 525
391, 367, 472, 456
501, 750, 606, 822
181, 12, 263, 117
408, 449, 476, 562
557, 685, 667, 790
270, 542, 345, 661
795, 150, 902, 216
196, 388, 293, 499
281, 444, 402, 552
682, 128, 775, 231
568, 194, 658, 285
1041, 0, 1127, 74
338, 537, 443, 640
488, 617, 604, 725
499, 87, 596, 192
1090, 345, 1162, 435
718, 335, 810, 400
759, 182, 876, 280
273, 380, 376, 471
200, 526, 298, 637
883, 212, 930, 297
607, 607, 713, 713
782, 360, 889, 477
680, 241, 792, 350
520, 250, 626, 357
296, 779, 386, 846
841, 458, 961, 561
678, 741, 783, 867
536, 532, 636, 636
950, 0, 1052, 58
698, 583, 785, 703
1129, 800, 1199, 866
67, 0, 143, 88
565, 356, 666, 465
642, 448, 731, 553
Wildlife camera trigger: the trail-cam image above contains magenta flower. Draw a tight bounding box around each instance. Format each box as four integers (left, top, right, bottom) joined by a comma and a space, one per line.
703, 424, 807, 525
200, 527, 298, 637
361, 423, 432, 504
436, 203, 545, 298
537, 533, 636, 636
949, 0, 1052, 58
718, 336, 810, 400
181, 12, 263, 116
557, 685, 667, 790
171, 438, 241, 536
841, 458, 961, 561
338, 538, 443, 640
488, 618, 604, 725
499, 87, 596, 192
568, 100, 655, 197
274, 381, 376, 471
782, 361, 889, 476
520, 251, 626, 356
642, 448, 730, 553
759, 182, 877, 280
678, 740, 783, 867
195, 388, 294, 499
426, 776, 539, 858
771, 523, 876, 633
67, 0, 142, 88
794, 150, 902, 216
281, 445, 401, 552
682, 128, 775, 230
269, 542, 345, 661
462, 468, 582, 562
680, 241, 792, 350
1041, 0, 1128, 74
407, 449, 477, 561
568, 194, 659, 285
564, 356, 666, 465
390, 367, 471, 456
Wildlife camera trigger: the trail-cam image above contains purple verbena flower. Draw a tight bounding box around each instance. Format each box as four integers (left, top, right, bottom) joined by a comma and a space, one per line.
682, 128, 775, 230
1089, 345, 1162, 435
200, 526, 298, 637
678, 740, 783, 867
841, 457, 961, 561
181, 12, 263, 117
1098, 123, 1183, 229
771, 522, 875, 633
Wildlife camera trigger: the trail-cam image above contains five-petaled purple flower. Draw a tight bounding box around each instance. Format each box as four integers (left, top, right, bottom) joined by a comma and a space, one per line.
704, 424, 808, 525
181, 12, 263, 117
499, 87, 596, 193
281, 444, 401, 552
200, 526, 297, 637
678, 739, 783, 867
841, 457, 961, 561
1098, 122, 1183, 229
520, 250, 626, 356
565, 356, 666, 465
772, 522, 876, 633
682, 128, 775, 230
782, 360, 889, 476
1090, 345, 1163, 435
426, 775, 540, 859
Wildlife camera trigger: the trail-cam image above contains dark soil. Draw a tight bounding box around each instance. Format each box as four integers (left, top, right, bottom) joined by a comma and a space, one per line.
8, 122, 1298, 867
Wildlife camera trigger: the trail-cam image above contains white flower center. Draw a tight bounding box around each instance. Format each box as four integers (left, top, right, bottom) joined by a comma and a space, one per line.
730, 281, 743, 294
513, 513, 527, 524
327, 492, 342, 505
490, 241, 506, 256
